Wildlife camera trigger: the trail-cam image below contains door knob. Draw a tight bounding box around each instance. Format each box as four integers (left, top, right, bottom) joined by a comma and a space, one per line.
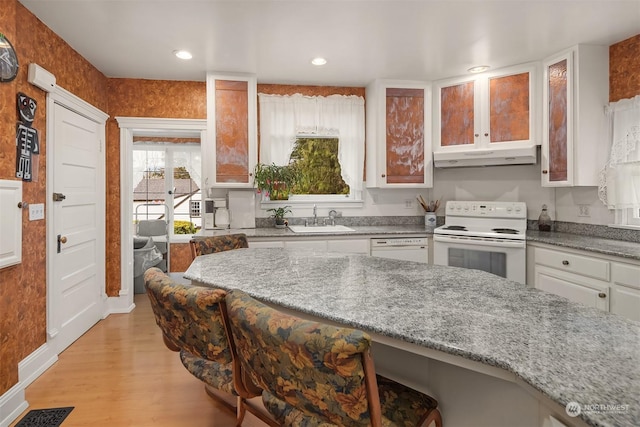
57, 234, 67, 253
53, 192, 66, 202
598, 292, 607, 298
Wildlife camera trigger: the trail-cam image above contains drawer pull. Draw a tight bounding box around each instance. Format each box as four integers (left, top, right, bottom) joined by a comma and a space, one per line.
562, 260, 570, 266
598, 292, 607, 299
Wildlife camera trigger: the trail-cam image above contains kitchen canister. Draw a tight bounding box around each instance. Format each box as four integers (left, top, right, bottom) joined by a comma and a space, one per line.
425, 212, 437, 229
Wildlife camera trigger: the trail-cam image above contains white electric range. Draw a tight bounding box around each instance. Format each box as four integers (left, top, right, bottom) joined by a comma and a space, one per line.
433, 201, 527, 284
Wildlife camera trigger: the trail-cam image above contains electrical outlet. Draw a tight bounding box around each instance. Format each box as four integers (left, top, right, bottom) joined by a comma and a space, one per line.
578, 205, 591, 217
404, 199, 414, 209
29, 203, 45, 220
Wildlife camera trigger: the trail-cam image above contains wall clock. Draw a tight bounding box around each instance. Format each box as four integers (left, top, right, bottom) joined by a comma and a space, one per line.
0, 33, 19, 83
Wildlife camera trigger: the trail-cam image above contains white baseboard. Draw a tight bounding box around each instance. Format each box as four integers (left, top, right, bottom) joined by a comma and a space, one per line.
0, 382, 27, 427
106, 294, 135, 315
0, 343, 57, 427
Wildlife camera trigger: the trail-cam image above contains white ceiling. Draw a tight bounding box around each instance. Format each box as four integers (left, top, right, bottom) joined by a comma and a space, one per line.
19, 0, 640, 86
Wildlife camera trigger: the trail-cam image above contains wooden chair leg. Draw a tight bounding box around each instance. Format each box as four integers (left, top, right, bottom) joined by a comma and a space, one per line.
423, 408, 443, 427
236, 397, 246, 426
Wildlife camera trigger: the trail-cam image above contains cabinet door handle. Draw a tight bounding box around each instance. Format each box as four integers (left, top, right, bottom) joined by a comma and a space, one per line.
542, 170, 549, 174
474, 133, 479, 137
381, 174, 386, 178
484, 133, 489, 137
562, 260, 570, 266
598, 292, 607, 298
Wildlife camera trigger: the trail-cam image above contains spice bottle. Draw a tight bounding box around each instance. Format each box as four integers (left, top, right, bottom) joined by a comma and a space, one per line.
538, 204, 552, 231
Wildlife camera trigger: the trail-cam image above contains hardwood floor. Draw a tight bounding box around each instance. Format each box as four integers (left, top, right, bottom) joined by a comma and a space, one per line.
11, 294, 264, 427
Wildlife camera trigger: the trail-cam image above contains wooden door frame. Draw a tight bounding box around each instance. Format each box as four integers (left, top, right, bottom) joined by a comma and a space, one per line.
116, 117, 207, 312
46, 85, 108, 349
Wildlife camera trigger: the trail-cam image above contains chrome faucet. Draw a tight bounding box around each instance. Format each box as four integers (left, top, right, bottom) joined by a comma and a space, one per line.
313, 204, 318, 225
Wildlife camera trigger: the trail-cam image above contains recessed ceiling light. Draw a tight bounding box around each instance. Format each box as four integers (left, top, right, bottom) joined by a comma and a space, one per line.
311, 57, 327, 66
468, 65, 490, 73
174, 50, 193, 60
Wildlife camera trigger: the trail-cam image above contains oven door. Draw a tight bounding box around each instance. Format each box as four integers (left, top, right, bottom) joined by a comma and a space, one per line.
433, 234, 526, 284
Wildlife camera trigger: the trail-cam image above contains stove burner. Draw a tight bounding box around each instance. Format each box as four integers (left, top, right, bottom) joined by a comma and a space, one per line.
443, 225, 467, 231
492, 228, 519, 234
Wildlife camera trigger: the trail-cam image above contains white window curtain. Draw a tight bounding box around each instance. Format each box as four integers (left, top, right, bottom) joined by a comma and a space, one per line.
258, 93, 365, 193
598, 95, 640, 209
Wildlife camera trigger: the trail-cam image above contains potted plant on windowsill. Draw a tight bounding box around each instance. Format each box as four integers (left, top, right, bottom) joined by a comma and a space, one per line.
267, 206, 292, 228
253, 162, 299, 200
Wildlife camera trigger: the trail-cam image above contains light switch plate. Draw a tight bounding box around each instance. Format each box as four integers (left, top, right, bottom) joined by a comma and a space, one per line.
29, 203, 45, 220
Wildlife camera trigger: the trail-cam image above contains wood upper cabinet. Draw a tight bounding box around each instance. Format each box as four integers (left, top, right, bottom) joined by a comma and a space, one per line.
541, 45, 609, 187
434, 63, 537, 150
204, 73, 257, 188
365, 80, 433, 188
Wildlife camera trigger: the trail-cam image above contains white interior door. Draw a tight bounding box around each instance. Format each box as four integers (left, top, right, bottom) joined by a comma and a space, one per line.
49, 102, 105, 354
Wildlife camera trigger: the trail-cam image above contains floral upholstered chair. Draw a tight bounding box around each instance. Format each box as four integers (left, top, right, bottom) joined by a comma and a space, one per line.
143, 267, 260, 414
221, 289, 443, 427
189, 233, 249, 260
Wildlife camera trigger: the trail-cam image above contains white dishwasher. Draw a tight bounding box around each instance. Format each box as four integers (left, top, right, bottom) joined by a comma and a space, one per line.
370, 237, 428, 263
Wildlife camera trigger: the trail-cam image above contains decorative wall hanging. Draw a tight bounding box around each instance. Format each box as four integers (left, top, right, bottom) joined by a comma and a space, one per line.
16, 92, 40, 181
0, 32, 19, 82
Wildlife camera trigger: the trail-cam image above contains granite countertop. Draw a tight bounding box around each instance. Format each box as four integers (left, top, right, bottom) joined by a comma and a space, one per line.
185, 248, 639, 427
527, 231, 640, 261
197, 225, 432, 238
198, 225, 640, 260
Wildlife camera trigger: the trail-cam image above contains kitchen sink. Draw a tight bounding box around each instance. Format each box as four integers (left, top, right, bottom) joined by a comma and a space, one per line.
288, 225, 355, 233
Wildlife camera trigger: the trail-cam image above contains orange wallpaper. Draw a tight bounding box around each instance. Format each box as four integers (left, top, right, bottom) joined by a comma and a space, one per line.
105, 79, 206, 295
257, 84, 365, 97
610, 34, 640, 102
0, 1, 108, 395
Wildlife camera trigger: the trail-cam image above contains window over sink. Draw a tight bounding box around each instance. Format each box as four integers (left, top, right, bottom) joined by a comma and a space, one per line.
257, 93, 365, 207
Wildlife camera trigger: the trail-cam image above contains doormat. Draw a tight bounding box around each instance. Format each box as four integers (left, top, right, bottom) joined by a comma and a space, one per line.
15, 407, 73, 427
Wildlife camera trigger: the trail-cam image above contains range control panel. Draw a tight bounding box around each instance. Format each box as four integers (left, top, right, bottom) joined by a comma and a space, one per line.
445, 201, 527, 218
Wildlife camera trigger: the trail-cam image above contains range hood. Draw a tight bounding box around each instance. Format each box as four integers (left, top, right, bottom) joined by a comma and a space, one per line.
433, 145, 537, 168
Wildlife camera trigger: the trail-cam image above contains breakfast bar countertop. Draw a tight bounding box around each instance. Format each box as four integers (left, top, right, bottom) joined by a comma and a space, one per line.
185, 248, 639, 427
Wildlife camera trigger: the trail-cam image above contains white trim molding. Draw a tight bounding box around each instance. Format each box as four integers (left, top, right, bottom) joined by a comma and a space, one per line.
0, 344, 58, 427
116, 117, 206, 308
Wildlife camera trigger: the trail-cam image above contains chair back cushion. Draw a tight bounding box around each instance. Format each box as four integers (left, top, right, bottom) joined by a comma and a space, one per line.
144, 267, 231, 365
190, 233, 249, 258
224, 289, 374, 426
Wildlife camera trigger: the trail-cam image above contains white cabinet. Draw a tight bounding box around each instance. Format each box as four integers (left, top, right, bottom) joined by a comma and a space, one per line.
365, 80, 432, 188
285, 240, 328, 251
204, 72, 257, 188
610, 262, 640, 321
248, 237, 370, 254
0, 180, 22, 268
530, 243, 640, 320
327, 239, 370, 254
248, 240, 285, 249
541, 45, 609, 187
433, 63, 538, 166
534, 264, 609, 311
